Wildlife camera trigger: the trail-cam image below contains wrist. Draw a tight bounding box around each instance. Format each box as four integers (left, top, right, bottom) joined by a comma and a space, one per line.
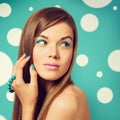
22, 105, 36, 120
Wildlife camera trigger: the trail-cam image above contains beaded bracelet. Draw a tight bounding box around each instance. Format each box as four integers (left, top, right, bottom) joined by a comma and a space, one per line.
7, 74, 16, 93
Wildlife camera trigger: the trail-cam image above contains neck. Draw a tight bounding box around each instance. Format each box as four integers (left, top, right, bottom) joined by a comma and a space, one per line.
45, 81, 54, 93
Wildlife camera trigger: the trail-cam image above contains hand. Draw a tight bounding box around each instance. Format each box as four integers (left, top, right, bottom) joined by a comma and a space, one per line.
11, 54, 38, 108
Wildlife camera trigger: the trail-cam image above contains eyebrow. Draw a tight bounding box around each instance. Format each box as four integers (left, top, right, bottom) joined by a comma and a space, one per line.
39, 35, 73, 41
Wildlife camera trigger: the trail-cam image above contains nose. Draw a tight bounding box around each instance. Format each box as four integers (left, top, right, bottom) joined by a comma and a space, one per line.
48, 45, 59, 59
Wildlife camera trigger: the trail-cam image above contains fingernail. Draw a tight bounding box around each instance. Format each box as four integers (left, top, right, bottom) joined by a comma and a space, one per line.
27, 55, 31, 59
31, 64, 34, 70
22, 53, 26, 56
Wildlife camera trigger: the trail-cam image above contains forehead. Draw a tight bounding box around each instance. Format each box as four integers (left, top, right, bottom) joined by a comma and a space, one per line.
39, 22, 73, 40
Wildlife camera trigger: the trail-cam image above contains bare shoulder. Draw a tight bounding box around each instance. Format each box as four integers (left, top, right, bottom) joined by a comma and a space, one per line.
46, 85, 90, 120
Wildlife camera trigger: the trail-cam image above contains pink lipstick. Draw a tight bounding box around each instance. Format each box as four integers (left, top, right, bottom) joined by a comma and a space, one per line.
44, 63, 59, 70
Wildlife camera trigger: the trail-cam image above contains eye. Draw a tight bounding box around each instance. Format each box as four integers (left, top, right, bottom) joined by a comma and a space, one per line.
60, 41, 71, 48
35, 38, 47, 46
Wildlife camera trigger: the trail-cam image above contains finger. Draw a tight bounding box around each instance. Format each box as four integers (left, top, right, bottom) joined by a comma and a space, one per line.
18, 53, 26, 62
15, 53, 27, 67
11, 56, 31, 90
30, 64, 37, 86
16, 55, 31, 81
12, 53, 26, 74
11, 54, 30, 91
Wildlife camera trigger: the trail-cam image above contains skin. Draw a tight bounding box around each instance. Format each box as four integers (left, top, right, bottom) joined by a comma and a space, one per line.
46, 85, 90, 120
12, 54, 38, 120
11, 22, 90, 120
33, 22, 74, 91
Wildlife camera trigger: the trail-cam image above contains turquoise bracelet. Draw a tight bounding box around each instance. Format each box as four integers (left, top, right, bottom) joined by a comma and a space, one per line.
7, 74, 16, 93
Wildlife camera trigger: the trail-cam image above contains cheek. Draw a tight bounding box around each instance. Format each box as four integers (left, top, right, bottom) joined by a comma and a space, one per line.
62, 51, 73, 68
33, 48, 38, 62
33, 47, 42, 65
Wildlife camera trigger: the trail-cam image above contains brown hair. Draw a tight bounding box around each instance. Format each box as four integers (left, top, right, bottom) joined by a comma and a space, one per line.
12, 7, 78, 120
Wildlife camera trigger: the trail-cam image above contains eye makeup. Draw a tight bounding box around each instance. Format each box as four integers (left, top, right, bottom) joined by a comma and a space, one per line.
60, 37, 73, 48
60, 40, 72, 48
34, 35, 73, 48
34, 37, 47, 46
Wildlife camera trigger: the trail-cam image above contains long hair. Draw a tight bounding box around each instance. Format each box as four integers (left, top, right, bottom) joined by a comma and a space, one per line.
12, 7, 78, 120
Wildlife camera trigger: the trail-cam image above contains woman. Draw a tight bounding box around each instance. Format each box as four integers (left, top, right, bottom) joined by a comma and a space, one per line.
9, 7, 90, 120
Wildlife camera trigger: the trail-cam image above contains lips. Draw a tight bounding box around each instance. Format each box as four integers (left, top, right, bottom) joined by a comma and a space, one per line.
44, 63, 59, 70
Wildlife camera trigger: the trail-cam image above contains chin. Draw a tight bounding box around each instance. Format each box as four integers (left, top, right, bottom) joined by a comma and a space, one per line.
41, 76, 60, 81
37, 71, 63, 80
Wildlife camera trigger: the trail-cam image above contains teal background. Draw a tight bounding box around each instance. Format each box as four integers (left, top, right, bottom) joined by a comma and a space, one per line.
0, 0, 120, 120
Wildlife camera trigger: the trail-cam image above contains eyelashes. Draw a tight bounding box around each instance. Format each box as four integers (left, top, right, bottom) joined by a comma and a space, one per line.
60, 41, 71, 47
35, 39, 47, 46
34, 37, 72, 48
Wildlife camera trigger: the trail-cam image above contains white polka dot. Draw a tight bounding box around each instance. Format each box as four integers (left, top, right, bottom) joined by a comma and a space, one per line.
55, 5, 61, 8
76, 54, 88, 67
0, 115, 6, 120
82, 0, 112, 8
113, 6, 118, 11
0, 52, 13, 86
6, 91, 15, 102
29, 7, 33, 11
80, 14, 99, 32
108, 50, 120, 72
97, 87, 113, 104
96, 71, 103, 78
7, 28, 22, 46
0, 3, 11, 17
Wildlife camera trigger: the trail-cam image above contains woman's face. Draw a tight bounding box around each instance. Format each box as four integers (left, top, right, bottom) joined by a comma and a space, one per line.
33, 22, 73, 81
